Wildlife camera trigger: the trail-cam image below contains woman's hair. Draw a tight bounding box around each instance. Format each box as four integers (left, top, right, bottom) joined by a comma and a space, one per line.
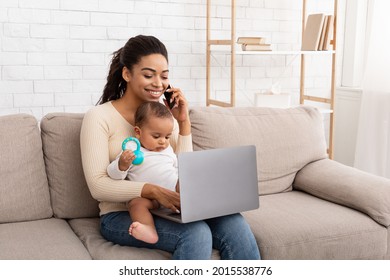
97, 35, 168, 105
135, 101, 173, 128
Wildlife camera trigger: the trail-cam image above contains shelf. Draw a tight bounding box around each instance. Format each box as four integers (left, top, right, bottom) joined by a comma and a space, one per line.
210, 50, 336, 55
237, 50, 335, 55
318, 109, 334, 114
206, 0, 337, 158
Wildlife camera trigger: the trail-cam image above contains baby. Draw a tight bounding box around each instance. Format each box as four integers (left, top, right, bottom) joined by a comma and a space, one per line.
107, 101, 179, 244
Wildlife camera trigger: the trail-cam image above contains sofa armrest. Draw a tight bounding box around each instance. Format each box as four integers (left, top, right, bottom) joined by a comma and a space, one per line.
293, 159, 390, 227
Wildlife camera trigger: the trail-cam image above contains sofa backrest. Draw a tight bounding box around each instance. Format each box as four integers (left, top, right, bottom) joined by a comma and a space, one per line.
40, 113, 99, 219
1, 106, 328, 221
189, 105, 328, 195
0, 114, 53, 223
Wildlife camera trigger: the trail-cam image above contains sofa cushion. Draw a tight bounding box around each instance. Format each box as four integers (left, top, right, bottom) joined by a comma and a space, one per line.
68, 218, 171, 260
68, 218, 221, 260
243, 191, 388, 259
189, 106, 328, 195
0, 218, 91, 259
41, 113, 99, 219
294, 158, 390, 227
0, 114, 52, 223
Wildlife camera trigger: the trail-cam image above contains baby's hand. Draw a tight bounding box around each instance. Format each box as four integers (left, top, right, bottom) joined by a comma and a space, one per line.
119, 150, 136, 171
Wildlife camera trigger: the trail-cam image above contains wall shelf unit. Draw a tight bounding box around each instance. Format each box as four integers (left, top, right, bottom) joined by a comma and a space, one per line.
211, 50, 336, 55
206, 0, 338, 158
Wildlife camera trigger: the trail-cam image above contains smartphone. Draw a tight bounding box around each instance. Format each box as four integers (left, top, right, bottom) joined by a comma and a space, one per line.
163, 85, 175, 109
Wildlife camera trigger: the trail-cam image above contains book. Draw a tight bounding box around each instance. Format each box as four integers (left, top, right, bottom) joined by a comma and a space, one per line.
322, 15, 334, 50
301, 13, 326, 51
237, 37, 266, 45
241, 44, 271, 51
318, 14, 328, 50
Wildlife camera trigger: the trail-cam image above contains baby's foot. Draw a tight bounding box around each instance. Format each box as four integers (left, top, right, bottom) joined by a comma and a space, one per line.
129, 222, 159, 244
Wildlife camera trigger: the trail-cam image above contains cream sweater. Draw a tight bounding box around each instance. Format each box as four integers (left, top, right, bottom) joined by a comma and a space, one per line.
80, 101, 193, 215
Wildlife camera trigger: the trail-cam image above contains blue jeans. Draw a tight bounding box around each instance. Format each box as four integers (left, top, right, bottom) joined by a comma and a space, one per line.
100, 211, 260, 260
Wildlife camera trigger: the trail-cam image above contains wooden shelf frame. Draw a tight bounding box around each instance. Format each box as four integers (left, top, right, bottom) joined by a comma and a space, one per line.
300, 0, 338, 158
206, 0, 236, 107
205, 0, 338, 158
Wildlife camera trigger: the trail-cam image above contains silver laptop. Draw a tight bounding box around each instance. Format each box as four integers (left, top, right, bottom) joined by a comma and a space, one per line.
151, 145, 259, 223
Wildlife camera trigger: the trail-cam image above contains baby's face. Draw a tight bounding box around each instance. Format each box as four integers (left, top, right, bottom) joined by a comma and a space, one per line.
137, 116, 174, 152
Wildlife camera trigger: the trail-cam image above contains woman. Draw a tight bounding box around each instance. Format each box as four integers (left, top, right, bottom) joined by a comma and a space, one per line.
80, 35, 260, 260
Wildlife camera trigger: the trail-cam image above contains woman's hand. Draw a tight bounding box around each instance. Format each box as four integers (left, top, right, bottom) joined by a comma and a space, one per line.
141, 183, 181, 213
164, 86, 191, 136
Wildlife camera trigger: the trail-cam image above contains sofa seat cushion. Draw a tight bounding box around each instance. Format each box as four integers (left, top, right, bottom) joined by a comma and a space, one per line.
0, 218, 91, 260
0, 114, 52, 223
243, 191, 388, 259
68, 218, 221, 260
189, 106, 328, 195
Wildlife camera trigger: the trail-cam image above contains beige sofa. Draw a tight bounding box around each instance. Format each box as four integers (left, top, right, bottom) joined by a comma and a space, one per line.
1, 105, 390, 259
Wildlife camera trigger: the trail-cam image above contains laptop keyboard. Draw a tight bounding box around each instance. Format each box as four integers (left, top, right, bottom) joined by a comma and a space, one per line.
168, 212, 182, 218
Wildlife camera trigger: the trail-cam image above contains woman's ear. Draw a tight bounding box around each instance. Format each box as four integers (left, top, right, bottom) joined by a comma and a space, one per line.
122, 66, 131, 82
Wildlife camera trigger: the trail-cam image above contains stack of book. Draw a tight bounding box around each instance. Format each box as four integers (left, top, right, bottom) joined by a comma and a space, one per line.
301, 13, 335, 51
237, 37, 272, 51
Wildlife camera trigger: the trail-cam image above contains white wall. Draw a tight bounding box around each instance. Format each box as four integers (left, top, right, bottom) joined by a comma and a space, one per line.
0, 0, 343, 120
333, 87, 362, 166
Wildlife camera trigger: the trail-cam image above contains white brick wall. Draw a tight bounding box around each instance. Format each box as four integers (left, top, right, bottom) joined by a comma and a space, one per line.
0, 0, 344, 120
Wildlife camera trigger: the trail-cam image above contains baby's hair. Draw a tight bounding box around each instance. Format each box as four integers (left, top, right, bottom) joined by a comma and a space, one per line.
135, 102, 173, 128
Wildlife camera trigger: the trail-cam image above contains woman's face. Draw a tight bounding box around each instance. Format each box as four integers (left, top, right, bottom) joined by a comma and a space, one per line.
123, 53, 169, 103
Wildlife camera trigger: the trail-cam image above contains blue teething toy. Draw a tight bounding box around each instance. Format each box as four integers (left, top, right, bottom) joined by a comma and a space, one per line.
121, 137, 144, 165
